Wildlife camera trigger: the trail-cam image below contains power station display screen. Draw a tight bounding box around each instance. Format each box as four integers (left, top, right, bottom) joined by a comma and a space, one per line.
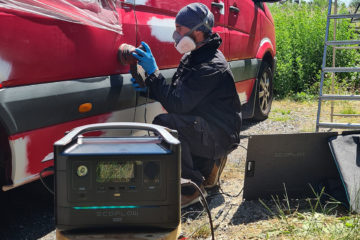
96, 161, 135, 183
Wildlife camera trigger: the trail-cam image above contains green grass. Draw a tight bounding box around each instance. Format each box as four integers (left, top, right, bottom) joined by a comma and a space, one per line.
291, 92, 316, 102
270, 115, 292, 122
191, 224, 211, 239
259, 184, 360, 240
270, 108, 292, 122
340, 105, 359, 115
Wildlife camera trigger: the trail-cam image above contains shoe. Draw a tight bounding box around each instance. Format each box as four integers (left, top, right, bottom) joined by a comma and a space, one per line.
181, 185, 207, 209
203, 155, 228, 189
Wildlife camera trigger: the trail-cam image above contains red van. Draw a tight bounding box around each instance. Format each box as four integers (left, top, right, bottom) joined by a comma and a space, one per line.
0, 0, 276, 191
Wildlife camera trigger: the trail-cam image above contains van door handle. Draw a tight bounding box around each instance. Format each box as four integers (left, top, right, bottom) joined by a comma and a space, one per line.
230, 6, 240, 13
211, 2, 224, 9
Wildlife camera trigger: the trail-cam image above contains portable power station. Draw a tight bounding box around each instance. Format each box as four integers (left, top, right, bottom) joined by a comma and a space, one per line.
54, 122, 181, 231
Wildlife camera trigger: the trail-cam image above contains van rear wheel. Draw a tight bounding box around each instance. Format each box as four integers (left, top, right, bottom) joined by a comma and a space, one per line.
252, 61, 273, 121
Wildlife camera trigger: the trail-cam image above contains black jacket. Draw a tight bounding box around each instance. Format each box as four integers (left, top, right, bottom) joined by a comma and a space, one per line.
145, 33, 242, 147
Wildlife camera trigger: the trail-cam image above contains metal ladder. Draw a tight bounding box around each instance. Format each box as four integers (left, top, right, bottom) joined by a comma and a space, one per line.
316, 0, 360, 131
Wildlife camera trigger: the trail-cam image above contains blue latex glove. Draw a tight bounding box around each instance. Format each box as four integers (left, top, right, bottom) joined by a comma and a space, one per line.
131, 78, 147, 92
132, 41, 158, 75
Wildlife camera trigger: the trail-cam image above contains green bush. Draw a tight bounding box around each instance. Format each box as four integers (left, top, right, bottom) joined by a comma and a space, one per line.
290, 91, 316, 102
268, 1, 360, 98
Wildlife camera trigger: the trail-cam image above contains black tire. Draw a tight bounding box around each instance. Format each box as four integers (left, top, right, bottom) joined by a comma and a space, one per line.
0, 148, 7, 219
0, 142, 5, 189
252, 61, 273, 121
0, 127, 10, 192
0, 127, 10, 221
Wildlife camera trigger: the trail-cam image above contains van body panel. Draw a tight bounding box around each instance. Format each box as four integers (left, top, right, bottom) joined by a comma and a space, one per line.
0, 0, 277, 189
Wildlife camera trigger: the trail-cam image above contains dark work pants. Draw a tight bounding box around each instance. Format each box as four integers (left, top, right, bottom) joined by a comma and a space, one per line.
153, 113, 228, 194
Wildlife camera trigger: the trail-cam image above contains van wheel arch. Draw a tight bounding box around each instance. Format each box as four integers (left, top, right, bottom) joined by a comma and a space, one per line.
252, 56, 274, 121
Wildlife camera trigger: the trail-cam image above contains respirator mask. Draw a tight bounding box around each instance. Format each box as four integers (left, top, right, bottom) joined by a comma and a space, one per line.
172, 10, 212, 54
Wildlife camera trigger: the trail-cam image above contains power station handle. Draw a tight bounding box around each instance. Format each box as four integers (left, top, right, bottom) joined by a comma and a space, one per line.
54, 122, 180, 146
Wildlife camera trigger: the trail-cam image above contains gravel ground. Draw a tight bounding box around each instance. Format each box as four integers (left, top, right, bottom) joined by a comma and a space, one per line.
0, 178, 54, 240
0, 100, 325, 239
180, 100, 321, 239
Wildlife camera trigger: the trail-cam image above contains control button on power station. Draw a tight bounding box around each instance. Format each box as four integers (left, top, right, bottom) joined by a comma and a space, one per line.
144, 162, 159, 180
77, 165, 88, 177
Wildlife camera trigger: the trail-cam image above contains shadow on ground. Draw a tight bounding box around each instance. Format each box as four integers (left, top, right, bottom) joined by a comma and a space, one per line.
0, 177, 55, 240
230, 200, 271, 225
181, 187, 225, 222
241, 119, 262, 132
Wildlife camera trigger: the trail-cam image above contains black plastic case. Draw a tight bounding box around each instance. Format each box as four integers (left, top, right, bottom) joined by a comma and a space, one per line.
54, 123, 180, 231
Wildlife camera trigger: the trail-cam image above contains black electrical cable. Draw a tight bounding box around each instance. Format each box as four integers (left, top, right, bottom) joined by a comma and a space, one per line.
39, 166, 54, 195
218, 181, 243, 198
131, 77, 150, 133
181, 210, 204, 217
237, 144, 247, 151
234, 135, 251, 151
215, 134, 249, 197
182, 135, 250, 237
145, 90, 151, 136
208, 138, 249, 199
131, 0, 140, 135
132, 2, 150, 130
181, 178, 215, 240
131, 92, 139, 136
240, 134, 250, 138
144, 89, 149, 124
208, 181, 243, 198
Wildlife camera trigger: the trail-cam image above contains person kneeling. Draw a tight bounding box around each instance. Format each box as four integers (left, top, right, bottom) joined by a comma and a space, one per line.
131, 3, 242, 208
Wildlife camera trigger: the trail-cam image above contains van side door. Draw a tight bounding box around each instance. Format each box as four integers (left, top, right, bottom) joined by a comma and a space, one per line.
132, 0, 227, 70
226, 0, 261, 60
225, 0, 262, 107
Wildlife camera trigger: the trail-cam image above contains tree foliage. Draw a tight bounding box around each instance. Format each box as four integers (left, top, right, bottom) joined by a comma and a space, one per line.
268, 1, 360, 98
349, 0, 360, 9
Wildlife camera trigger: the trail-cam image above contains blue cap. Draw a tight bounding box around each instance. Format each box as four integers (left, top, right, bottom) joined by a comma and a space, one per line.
175, 3, 214, 33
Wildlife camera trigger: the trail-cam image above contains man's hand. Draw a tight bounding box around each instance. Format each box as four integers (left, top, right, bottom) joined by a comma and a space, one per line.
131, 78, 148, 92
132, 41, 158, 75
